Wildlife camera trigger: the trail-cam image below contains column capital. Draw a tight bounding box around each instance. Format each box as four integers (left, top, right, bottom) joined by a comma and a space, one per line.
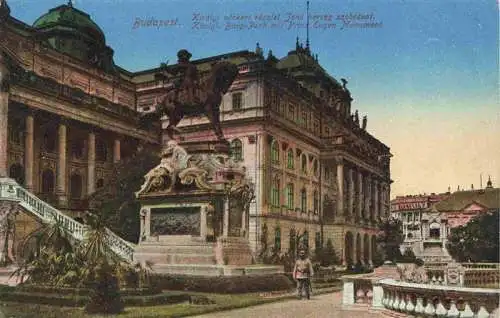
335, 156, 344, 165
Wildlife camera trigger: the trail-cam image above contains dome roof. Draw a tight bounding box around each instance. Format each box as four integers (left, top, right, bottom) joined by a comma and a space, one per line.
33, 3, 105, 44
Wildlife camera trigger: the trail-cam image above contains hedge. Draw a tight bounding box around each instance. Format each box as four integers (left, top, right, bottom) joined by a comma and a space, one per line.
15, 284, 160, 296
0, 290, 193, 307
151, 274, 295, 294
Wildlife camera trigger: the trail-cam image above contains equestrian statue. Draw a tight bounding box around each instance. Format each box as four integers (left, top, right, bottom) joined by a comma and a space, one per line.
142, 49, 239, 141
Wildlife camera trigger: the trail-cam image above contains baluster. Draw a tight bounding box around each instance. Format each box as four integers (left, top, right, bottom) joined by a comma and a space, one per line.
490, 307, 499, 318
405, 295, 415, 313
424, 299, 436, 316
398, 294, 407, 312
438, 275, 443, 285
431, 275, 437, 284
386, 291, 393, 308
475, 306, 490, 318
415, 297, 425, 314
435, 299, 447, 317
460, 303, 474, 318
393, 293, 400, 310
446, 300, 459, 317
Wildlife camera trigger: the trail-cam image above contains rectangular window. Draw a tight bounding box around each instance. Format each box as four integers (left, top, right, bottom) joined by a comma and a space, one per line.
286, 184, 294, 209
301, 111, 307, 127
232, 92, 243, 110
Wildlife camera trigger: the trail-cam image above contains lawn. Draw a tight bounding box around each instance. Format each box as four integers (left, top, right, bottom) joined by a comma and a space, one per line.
0, 291, 291, 318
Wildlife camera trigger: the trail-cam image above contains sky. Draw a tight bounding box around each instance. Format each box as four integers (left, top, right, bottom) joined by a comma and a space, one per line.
7, 0, 500, 198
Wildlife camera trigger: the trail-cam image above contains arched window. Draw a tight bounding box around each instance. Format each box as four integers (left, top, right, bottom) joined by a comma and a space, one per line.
41, 169, 55, 194
301, 154, 307, 174
301, 188, 307, 213
271, 140, 279, 164
70, 174, 83, 199
271, 177, 280, 207
286, 183, 294, 209
9, 164, 24, 186
313, 190, 319, 214
230, 139, 243, 161
96, 139, 108, 162
287, 149, 294, 169
274, 226, 281, 252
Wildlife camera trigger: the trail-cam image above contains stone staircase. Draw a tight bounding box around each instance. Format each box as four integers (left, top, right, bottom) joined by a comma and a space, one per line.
0, 178, 135, 262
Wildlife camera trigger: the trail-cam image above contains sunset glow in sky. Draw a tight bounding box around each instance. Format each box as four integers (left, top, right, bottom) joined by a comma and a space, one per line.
9, 0, 499, 197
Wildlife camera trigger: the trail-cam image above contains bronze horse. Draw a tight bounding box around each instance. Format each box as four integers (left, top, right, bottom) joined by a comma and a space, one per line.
149, 61, 239, 141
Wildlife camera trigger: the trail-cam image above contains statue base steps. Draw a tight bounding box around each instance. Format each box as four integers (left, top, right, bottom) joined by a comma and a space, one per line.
133, 236, 283, 276
148, 264, 284, 277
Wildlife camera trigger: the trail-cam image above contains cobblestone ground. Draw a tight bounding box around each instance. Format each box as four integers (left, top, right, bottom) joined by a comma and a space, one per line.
192, 291, 390, 318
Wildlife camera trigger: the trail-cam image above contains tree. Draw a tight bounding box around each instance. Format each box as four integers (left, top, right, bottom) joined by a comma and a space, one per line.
316, 238, 339, 266
88, 145, 159, 243
377, 217, 404, 263
447, 210, 499, 263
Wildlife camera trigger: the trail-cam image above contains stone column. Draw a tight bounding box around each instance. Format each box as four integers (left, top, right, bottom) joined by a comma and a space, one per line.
348, 168, 354, 220
368, 235, 373, 265
365, 175, 371, 222
357, 171, 363, 221
200, 205, 207, 240
87, 132, 95, 195
113, 139, 121, 163
241, 206, 247, 238
223, 197, 229, 237
57, 122, 68, 206
24, 112, 34, 190
374, 179, 379, 221
0, 88, 8, 177
336, 157, 344, 220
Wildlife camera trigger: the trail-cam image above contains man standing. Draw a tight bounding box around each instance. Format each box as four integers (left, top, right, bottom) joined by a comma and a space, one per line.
293, 249, 314, 300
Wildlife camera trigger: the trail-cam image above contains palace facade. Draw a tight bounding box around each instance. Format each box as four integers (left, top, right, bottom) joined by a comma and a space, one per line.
391, 179, 499, 262
0, 1, 392, 265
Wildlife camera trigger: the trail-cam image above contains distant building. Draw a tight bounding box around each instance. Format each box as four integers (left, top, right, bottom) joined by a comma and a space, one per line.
391, 178, 499, 263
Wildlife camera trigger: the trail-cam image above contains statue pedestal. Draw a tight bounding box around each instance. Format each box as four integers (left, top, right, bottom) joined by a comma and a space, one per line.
134, 140, 283, 276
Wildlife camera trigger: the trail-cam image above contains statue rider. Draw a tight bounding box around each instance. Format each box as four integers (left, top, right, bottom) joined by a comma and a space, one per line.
166, 49, 200, 106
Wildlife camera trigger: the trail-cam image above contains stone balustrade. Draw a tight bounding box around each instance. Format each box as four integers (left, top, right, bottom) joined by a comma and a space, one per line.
0, 178, 135, 261
425, 263, 500, 288
376, 278, 500, 318
342, 263, 500, 318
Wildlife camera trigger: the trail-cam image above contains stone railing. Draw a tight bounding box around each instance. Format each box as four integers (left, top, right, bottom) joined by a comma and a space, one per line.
376, 278, 500, 317
0, 178, 135, 262
424, 263, 500, 288
342, 263, 500, 318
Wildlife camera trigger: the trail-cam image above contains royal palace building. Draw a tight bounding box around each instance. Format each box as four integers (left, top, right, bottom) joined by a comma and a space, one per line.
0, 1, 392, 265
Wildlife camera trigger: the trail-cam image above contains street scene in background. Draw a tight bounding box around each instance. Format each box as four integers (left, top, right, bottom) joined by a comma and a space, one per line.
0, 0, 498, 317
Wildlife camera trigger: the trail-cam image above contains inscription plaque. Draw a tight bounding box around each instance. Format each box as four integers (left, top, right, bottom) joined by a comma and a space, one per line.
150, 207, 201, 236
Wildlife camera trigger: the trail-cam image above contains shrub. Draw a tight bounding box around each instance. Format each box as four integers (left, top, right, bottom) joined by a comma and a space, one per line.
151, 274, 294, 294
84, 260, 124, 314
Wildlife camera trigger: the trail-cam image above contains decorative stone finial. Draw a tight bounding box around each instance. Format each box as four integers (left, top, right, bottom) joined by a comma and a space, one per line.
255, 42, 263, 57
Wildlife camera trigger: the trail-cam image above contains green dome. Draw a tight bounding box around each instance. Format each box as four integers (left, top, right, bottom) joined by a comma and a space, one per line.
33, 3, 105, 44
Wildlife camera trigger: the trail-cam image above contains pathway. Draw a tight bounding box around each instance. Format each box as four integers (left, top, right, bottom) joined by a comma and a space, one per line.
191, 291, 403, 318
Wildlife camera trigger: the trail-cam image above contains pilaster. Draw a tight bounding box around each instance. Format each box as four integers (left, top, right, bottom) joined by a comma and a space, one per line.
357, 171, 363, 221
